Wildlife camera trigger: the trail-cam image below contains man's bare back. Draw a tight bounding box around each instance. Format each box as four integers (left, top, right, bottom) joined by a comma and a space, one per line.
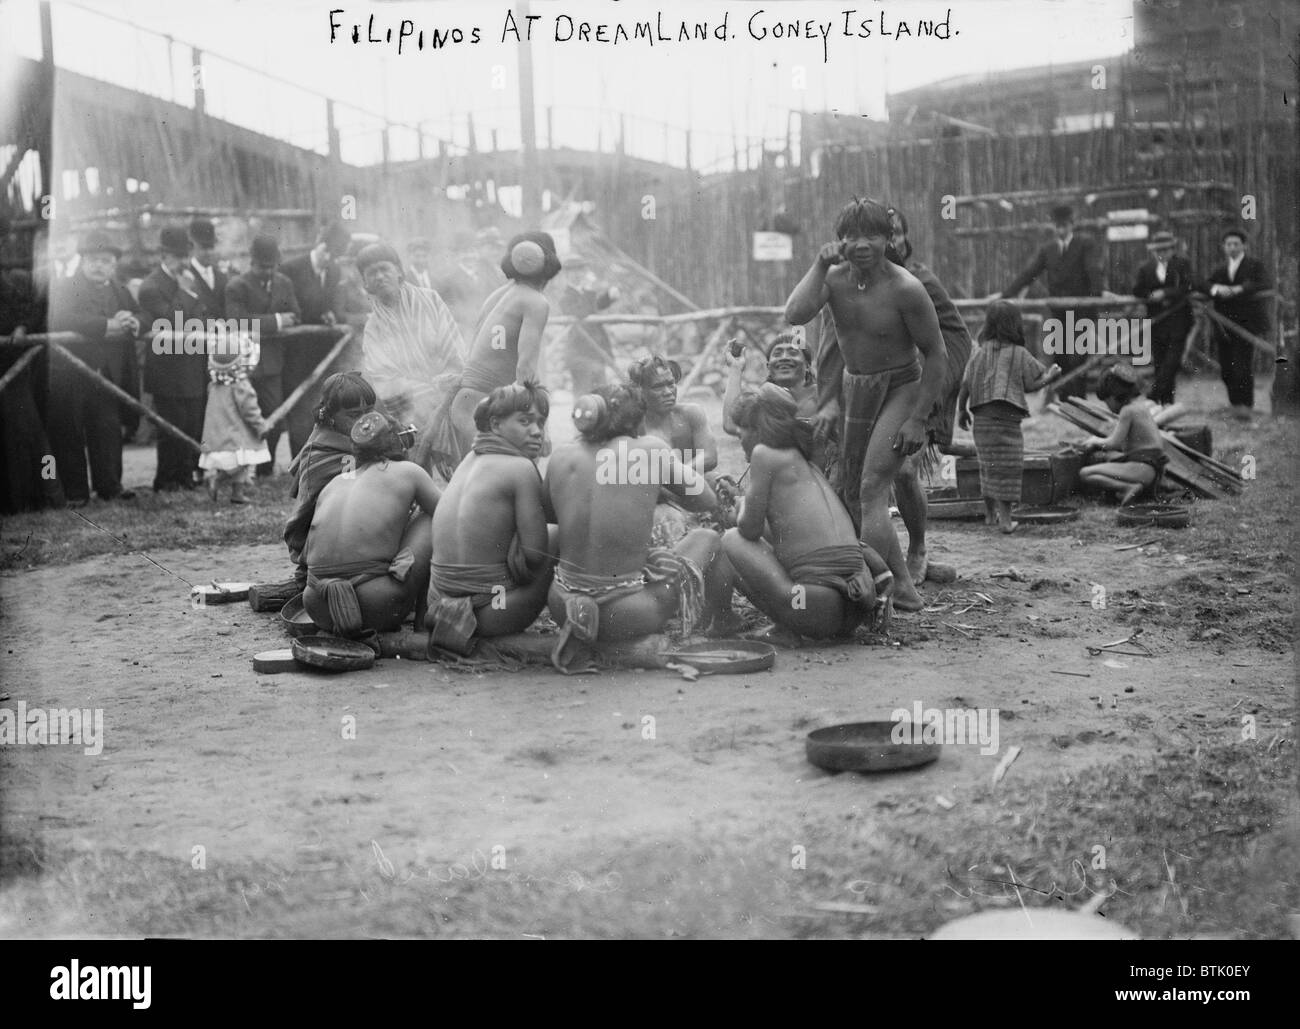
546, 435, 714, 578
433, 451, 548, 569
746, 446, 857, 569
463, 283, 550, 387
307, 460, 438, 568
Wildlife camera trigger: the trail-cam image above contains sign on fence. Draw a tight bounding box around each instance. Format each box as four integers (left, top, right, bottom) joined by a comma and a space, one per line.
752, 232, 793, 262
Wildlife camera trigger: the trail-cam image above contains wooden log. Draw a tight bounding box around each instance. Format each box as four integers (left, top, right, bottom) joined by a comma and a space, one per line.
248, 578, 303, 613
376, 629, 674, 669
262, 326, 352, 432
0, 341, 43, 396
48, 342, 203, 452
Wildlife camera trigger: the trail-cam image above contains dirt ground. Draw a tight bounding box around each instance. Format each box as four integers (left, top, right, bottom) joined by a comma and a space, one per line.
1, 377, 1295, 938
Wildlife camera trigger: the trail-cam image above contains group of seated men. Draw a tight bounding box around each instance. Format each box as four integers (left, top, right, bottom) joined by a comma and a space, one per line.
294, 347, 893, 673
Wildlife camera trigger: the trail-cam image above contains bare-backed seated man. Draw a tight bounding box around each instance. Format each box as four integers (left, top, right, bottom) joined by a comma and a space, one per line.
543, 383, 732, 673
721, 384, 891, 641
785, 197, 945, 612
425, 381, 557, 657
303, 412, 439, 637
627, 355, 718, 546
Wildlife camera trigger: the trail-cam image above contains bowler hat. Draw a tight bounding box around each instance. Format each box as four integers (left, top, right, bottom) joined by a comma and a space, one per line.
189, 218, 217, 249
1146, 231, 1176, 250
159, 226, 192, 257
78, 230, 122, 258
250, 234, 280, 266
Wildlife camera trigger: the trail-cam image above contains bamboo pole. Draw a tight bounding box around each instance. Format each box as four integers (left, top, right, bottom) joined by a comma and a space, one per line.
678, 316, 737, 395
1195, 303, 1277, 359
262, 327, 353, 431
49, 342, 203, 452
0, 341, 44, 396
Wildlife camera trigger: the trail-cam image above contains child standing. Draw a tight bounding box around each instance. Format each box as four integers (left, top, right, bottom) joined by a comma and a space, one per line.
1078, 364, 1168, 504
956, 300, 1061, 533
199, 336, 269, 504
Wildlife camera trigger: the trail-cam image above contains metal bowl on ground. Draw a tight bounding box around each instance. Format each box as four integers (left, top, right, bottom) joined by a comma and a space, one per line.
806, 720, 940, 773
1013, 505, 1081, 524
664, 640, 776, 675
278, 594, 316, 637
291, 635, 376, 672
1117, 503, 1191, 529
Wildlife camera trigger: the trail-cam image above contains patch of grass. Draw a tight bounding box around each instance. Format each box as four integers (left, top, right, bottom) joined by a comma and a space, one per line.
0, 476, 294, 571
783, 739, 1298, 939
3, 742, 1293, 938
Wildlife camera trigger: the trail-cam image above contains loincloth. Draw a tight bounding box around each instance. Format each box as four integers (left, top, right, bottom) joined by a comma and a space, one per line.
1123, 447, 1168, 472
425, 537, 532, 655
838, 359, 922, 528
306, 548, 415, 636
787, 544, 873, 609
1122, 447, 1168, 499
550, 549, 704, 673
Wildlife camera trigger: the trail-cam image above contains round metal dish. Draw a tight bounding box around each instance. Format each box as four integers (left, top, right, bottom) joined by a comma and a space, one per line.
806, 720, 940, 773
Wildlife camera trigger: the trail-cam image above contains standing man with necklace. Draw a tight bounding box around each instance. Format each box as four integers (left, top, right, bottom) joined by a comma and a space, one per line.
785, 198, 945, 612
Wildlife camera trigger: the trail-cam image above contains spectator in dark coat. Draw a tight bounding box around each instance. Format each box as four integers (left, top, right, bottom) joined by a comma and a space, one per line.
1202, 228, 1272, 418
1132, 230, 1195, 405
138, 226, 211, 491
0, 224, 63, 512
45, 230, 141, 504
188, 217, 227, 316
280, 222, 351, 458
1000, 204, 1105, 400
224, 234, 301, 475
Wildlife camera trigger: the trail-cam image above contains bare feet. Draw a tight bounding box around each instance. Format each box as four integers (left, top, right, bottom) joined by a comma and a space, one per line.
906, 546, 928, 584
892, 582, 924, 611
999, 520, 1019, 534
744, 623, 806, 649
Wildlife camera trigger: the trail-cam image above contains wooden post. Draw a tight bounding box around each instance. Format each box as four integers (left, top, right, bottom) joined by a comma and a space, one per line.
325, 99, 341, 204
36, 1, 54, 210
516, 0, 541, 224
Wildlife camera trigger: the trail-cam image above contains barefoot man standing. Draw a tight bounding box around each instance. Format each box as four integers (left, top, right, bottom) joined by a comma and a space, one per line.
785, 198, 945, 612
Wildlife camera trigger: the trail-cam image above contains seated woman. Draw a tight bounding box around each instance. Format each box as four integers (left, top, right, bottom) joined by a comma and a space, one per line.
1078, 364, 1168, 505
303, 412, 439, 637
284, 371, 376, 586
425, 381, 557, 656
721, 383, 892, 641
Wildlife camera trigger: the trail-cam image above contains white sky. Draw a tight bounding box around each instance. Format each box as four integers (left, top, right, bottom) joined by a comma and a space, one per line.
4, 0, 1135, 169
